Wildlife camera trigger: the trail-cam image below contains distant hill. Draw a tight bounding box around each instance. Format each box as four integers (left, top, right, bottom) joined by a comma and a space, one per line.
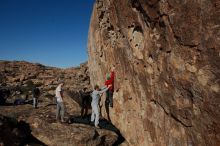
0, 60, 91, 104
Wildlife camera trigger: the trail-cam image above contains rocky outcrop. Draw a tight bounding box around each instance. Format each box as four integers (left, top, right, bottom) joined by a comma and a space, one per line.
0, 61, 91, 104
0, 100, 118, 146
88, 0, 220, 145
0, 114, 45, 146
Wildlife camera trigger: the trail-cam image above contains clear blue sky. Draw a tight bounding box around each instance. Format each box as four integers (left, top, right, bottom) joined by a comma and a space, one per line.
0, 0, 94, 68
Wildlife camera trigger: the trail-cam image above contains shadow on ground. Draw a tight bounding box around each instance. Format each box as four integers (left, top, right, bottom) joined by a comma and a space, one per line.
0, 115, 46, 146
68, 114, 125, 146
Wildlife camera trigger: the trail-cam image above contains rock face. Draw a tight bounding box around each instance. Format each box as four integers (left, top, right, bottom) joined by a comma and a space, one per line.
88, 0, 220, 146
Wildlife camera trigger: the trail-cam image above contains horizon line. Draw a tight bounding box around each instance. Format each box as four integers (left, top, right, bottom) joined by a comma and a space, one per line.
0, 59, 88, 69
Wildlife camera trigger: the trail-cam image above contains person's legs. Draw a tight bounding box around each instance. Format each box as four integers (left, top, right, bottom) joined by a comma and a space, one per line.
33, 97, 36, 108
36, 98, 38, 108
91, 104, 95, 122
60, 102, 65, 122
93, 105, 99, 127
109, 91, 113, 107
105, 101, 111, 121
84, 106, 88, 117
81, 106, 84, 117
105, 90, 110, 106
84, 98, 90, 117
81, 98, 85, 117
56, 102, 61, 120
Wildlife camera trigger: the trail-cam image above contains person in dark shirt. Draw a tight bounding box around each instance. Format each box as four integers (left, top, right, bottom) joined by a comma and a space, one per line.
32, 87, 40, 108
79, 88, 91, 118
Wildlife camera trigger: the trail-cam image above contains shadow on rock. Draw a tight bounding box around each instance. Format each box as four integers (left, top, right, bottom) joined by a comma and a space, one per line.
68, 114, 125, 146
0, 115, 46, 146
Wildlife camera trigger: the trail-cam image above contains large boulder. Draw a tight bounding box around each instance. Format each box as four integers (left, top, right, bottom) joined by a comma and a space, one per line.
88, 0, 220, 146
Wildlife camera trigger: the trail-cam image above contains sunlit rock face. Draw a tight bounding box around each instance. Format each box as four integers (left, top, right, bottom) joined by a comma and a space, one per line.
88, 0, 220, 145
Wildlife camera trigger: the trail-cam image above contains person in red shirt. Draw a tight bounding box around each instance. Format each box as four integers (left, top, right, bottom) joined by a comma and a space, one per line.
105, 66, 115, 108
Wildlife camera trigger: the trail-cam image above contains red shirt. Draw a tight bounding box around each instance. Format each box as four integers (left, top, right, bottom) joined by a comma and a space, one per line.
105, 71, 114, 92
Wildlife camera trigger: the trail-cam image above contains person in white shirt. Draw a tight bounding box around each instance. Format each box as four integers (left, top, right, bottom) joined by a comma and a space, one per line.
55, 81, 65, 122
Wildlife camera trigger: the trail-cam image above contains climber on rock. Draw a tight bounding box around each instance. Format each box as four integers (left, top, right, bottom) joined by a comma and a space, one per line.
105, 66, 115, 108
91, 84, 112, 129
55, 81, 65, 123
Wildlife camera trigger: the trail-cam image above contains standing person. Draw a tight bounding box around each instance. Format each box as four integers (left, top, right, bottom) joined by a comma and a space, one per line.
105, 66, 115, 108
55, 81, 65, 123
32, 87, 40, 108
79, 88, 90, 118
91, 84, 111, 128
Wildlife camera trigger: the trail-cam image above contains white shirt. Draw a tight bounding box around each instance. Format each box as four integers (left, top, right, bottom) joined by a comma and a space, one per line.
55, 84, 63, 102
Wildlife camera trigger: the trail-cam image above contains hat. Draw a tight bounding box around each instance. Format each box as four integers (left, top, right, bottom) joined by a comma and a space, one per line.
94, 84, 99, 90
